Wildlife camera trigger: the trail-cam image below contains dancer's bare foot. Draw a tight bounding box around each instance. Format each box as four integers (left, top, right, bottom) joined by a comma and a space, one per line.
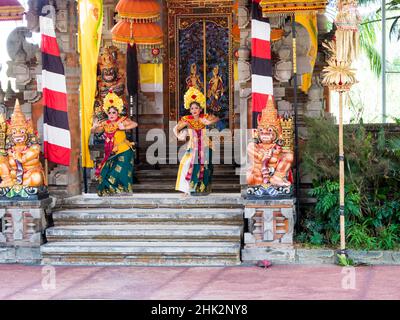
181, 192, 190, 198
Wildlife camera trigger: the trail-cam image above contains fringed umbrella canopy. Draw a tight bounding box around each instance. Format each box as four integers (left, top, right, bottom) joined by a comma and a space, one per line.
0, 0, 24, 21
116, 0, 160, 23
112, 0, 163, 49
259, 0, 327, 16
111, 20, 163, 48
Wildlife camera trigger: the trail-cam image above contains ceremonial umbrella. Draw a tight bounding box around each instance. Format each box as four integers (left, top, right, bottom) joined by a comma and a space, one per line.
0, 0, 24, 21
322, 0, 360, 262
111, 0, 163, 49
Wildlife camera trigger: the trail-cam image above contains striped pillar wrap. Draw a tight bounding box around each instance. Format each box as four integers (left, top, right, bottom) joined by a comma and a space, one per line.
251, 0, 273, 126
40, 15, 71, 166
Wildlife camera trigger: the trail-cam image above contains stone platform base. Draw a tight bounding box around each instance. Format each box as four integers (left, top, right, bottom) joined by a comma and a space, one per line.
0, 198, 51, 264
242, 245, 296, 264
0, 247, 41, 264
242, 248, 400, 265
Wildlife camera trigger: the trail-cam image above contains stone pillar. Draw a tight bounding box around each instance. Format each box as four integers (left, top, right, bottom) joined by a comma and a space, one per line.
0, 198, 52, 263
237, 0, 252, 186
64, 1, 82, 196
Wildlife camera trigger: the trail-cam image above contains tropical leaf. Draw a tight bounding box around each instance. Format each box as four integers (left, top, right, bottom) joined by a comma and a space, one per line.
359, 21, 382, 77
389, 16, 400, 41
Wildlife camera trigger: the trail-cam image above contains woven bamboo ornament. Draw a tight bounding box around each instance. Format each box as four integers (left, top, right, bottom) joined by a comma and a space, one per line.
321, 40, 357, 92
335, 0, 361, 63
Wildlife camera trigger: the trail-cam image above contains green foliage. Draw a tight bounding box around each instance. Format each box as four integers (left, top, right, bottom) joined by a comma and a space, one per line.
359, 20, 382, 77
337, 254, 355, 267
348, 222, 377, 250
299, 117, 400, 250
357, 0, 400, 76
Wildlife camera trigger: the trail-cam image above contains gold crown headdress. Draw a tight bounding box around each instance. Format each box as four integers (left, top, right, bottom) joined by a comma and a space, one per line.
184, 87, 206, 110
7, 99, 34, 135
99, 46, 118, 69
103, 91, 124, 114
257, 96, 282, 137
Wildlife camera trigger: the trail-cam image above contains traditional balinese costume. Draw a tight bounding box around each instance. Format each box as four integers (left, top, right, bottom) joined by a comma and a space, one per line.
96, 92, 135, 196
175, 88, 213, 195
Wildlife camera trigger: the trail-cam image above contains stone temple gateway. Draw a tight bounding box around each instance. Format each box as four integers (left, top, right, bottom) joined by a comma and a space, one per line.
0, 0, 331, 265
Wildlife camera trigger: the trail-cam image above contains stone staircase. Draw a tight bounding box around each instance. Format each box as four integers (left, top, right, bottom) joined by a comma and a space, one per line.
41, 195, 244, 266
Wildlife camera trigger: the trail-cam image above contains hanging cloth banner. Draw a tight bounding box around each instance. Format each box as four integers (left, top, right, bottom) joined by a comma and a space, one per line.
295, 11, 318, 93
139, 64, 163, 93
78, 0, 103, 168
251, 0, 273, 113
234, 62, 239, 91
40, 15, 71, 166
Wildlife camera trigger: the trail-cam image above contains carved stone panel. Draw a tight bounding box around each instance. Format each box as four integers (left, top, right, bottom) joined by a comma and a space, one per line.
244, 201, 295, 246
0, 199, 51, 263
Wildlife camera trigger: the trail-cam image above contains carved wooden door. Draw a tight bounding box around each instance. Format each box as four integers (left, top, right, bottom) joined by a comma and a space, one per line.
166, 2, 234, 130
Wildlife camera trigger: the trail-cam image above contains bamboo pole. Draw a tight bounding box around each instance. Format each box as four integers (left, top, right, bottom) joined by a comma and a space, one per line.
338, 91, 346, 254
292, 15, 300, 229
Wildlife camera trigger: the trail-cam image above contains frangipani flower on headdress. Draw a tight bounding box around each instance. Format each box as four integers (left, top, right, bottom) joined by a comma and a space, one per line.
103, 90, 124, 114
184, 87, 206, 110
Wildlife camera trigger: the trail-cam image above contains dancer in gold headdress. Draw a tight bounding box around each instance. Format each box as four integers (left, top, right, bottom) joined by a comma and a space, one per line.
174, 87, 219, 196
91, 91, 137, 196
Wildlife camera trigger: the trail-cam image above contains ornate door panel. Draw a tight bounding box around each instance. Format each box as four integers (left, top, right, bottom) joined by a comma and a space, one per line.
166, 1, 234, 130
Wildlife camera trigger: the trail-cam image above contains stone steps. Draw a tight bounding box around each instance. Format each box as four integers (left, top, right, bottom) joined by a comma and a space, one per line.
43, 202, 244, 266
46, 224, 242, 242
52, 208, 244, 225
56, 193, 244, 208
41, 241, 241, 266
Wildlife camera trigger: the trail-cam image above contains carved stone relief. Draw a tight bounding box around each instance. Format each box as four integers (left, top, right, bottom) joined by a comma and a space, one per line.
244, 205, 295, 245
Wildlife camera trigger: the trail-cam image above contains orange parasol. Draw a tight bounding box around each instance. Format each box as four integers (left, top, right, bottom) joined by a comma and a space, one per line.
111, 20, 163, 48
116, 0, 160, 22
112, 0, 163, 48
0, 0, 24, 21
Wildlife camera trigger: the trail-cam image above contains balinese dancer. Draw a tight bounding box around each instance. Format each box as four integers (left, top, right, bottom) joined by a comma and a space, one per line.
91, 91, 137, 196
174, 87, 219, 196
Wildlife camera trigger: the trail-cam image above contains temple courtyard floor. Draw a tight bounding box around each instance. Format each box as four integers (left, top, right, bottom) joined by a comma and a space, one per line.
0, 264, 399, 300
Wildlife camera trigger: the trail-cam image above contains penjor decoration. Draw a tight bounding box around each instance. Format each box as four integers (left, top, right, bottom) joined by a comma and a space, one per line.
0, 100, 47, 199
246, 96, 294, 199
321, 0, 360, 261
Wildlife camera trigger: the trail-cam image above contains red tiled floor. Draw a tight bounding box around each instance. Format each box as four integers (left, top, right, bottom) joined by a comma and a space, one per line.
0, 265, 399, 300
